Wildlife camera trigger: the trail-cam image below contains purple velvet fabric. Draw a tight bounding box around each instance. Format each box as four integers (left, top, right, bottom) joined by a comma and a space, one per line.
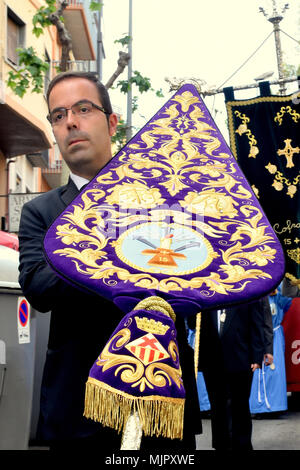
44, 83, 285, 316
88, 308, 185, 399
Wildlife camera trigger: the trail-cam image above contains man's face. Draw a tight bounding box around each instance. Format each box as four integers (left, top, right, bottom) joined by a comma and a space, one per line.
48, 77, 118, 180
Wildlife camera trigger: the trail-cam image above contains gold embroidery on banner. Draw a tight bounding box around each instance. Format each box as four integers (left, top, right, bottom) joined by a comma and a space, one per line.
53, 206, 276, 294
134, 317, 170, 335
180, 190, 239, 219
96, 328, 183, 393
226, 94, 300, 161
285, 272, 300, 286
96, 91, 230, 198
234, 111, 259, 158
252, 185, 259, 198
105, 181, 165, 209
274, 106, 300, 125
228, 94, 300, 215
265, 162, 300, 198
172, 90, 200, 112
52, 89, 279, 296
287, 248, 300, 264
277, 138, 300, 169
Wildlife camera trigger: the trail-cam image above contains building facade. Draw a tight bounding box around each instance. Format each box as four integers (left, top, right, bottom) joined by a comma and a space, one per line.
0, 0, 97, 233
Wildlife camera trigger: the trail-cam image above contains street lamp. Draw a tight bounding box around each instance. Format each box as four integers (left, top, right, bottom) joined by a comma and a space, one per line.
259, 0, 289, 94
126, 0, 133, 142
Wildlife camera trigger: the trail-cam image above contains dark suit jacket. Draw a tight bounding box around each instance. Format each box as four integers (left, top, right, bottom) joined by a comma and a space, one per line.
18, 178, 201, 442
199, 302, 265, 374
259, 297, 273, 355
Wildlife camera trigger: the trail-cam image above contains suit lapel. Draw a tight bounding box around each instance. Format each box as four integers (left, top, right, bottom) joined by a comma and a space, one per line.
60, 177, 79, 207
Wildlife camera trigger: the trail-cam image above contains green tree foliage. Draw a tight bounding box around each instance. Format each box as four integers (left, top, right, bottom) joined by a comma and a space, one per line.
6, 0, 163, 147
7, 47, 49, 97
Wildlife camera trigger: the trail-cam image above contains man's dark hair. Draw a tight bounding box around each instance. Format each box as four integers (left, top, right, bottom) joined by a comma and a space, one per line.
46, 71, 113, 115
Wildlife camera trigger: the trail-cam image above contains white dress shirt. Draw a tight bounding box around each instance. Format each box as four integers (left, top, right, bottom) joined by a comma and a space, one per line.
69, 172, 90, 191
217, 309, 226, 333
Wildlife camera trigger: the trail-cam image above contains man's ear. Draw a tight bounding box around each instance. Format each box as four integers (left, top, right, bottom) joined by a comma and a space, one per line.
108, 113, 118, 137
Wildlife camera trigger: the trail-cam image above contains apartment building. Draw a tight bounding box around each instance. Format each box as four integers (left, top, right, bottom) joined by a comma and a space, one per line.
0, 0, 97, 233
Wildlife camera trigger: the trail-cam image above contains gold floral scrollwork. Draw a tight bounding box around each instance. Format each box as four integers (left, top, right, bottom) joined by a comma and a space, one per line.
179, 190, 239, 219
234, 111, 259, 159
51, 87, 280, 298
105, 181, 165, 209
252, 185, 259, 199
287, 248, 300, 265
172, 90, 200, 112
96, 328, 183, 393
274, 106, 300, 126
53, 197, 277, 295
265, 162, 300, 198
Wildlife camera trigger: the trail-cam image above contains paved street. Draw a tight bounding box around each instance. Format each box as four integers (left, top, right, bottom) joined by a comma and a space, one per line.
196, 396, 300, 450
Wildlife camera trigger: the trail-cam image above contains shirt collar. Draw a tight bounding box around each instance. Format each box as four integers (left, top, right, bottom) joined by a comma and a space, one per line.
69, 172, 90, 191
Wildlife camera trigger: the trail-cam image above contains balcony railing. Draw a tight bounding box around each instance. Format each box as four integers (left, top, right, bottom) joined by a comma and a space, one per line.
52, 60, 97, 74
65, 0, 84, 6
42, 160, 62, 173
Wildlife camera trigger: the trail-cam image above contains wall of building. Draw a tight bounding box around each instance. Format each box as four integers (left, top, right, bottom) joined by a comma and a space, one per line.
0, 0, 99, 232
0, 0, 58, 228
3, 0, 58, 124
0, 152, 7, 226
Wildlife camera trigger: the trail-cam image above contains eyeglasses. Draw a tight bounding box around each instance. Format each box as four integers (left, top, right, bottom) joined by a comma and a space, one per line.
47, 99, 109, 126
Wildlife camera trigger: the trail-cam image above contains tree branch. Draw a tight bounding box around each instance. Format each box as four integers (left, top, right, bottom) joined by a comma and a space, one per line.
105, 51, 130, 89
49, 0, 72, 71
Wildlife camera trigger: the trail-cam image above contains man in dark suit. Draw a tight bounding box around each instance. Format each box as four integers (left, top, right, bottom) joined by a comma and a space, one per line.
198, 302, 265, 450
18, 71, 200, 450
259, 297, 274, 366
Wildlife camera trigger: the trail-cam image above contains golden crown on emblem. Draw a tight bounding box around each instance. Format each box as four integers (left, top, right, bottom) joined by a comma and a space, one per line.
134, 316, 170, 335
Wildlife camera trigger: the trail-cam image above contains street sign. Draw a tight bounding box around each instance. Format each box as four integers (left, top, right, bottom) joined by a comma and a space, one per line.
17, 297, 30, 344
8, 193, 42, 233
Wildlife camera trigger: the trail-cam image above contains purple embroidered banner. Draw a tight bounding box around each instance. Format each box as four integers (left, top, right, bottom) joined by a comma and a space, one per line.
44, 83, 285, 316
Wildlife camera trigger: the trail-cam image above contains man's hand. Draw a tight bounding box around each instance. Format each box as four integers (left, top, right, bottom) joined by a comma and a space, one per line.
264, 353, 274, 366
251, 363, 260, 372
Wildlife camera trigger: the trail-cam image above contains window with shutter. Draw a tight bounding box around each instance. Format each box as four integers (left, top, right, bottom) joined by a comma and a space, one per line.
7, 16, 19, 65
6, 8, 25, 67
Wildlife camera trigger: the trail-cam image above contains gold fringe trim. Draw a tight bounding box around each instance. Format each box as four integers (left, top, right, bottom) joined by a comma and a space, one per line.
84, 378, 185, 440
133, 296, 176, 323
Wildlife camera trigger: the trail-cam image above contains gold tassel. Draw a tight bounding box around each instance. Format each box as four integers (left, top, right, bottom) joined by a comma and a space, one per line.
84, 378, 185, 440
194, 312, 201, 380
84, 297, 184, 443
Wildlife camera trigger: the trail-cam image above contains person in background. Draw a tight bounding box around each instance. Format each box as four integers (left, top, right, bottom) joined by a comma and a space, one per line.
250, 285, 292, 417
282, 277, 300, 298
187, 296, 273, 420
198, 302, 265, 450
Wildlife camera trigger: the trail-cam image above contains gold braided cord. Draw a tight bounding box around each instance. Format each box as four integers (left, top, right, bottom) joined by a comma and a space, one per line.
134, 296, 176, 323
194, 312, 201, 380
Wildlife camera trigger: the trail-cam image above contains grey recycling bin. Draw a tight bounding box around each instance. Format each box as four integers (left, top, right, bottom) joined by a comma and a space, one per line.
0, 245, 50, 450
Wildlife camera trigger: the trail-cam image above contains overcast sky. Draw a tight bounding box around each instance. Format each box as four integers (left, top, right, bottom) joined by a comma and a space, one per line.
100, 0, 300, 138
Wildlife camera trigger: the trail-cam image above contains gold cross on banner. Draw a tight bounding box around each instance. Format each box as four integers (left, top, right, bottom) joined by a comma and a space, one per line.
277, 139, 300, 168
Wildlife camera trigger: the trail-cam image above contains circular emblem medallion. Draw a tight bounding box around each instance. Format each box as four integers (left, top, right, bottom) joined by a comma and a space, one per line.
115, 221, 215, 275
